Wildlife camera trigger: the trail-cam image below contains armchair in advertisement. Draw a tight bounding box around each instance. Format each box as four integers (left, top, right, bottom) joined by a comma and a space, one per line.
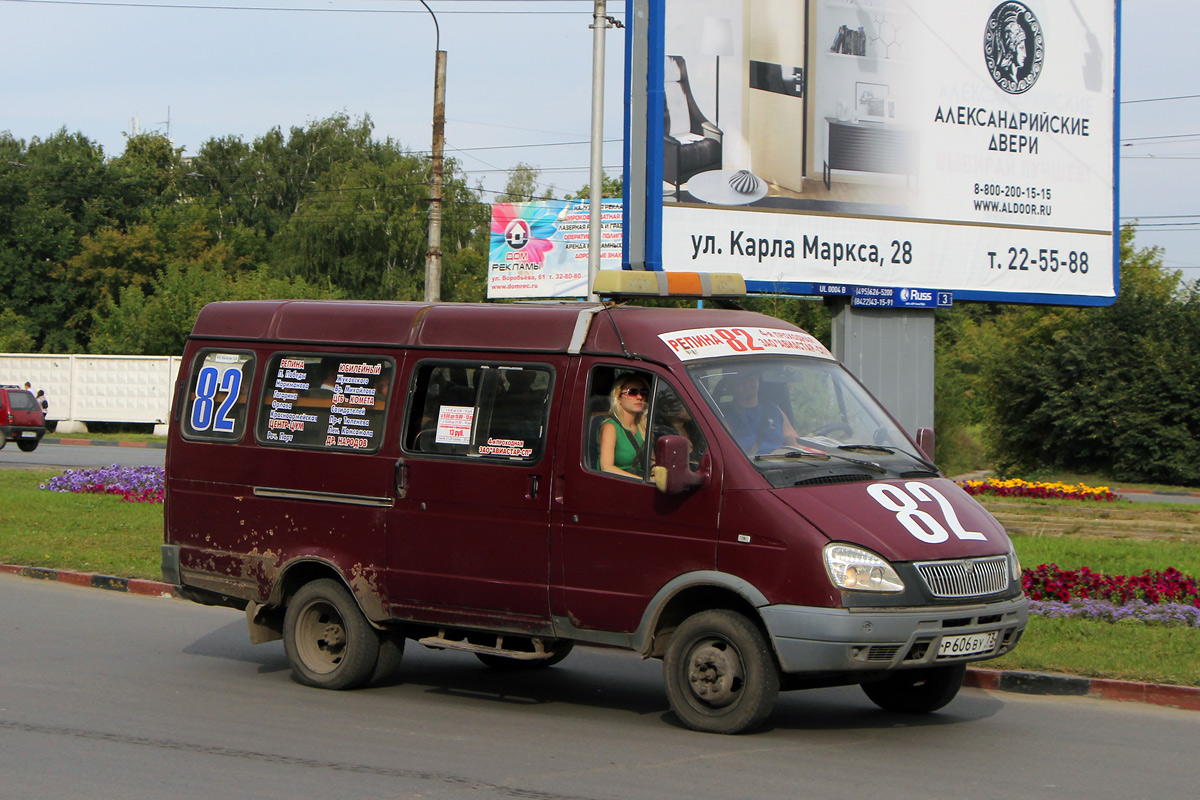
663, 55, 723, 193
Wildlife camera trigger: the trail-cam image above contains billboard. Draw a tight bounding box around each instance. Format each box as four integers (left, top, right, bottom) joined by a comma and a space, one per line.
629, 0, 1119, 306
488, 200, 623, 299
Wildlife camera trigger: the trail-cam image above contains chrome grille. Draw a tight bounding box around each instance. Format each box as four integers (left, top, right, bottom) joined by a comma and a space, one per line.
916, 556, 1009, 598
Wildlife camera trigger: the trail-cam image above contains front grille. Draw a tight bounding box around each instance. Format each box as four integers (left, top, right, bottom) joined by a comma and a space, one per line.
916, 556, 1009, 598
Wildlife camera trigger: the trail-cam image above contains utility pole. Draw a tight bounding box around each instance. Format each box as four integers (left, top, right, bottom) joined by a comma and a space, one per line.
423, 1, 446, 303
587, 0, 615, 301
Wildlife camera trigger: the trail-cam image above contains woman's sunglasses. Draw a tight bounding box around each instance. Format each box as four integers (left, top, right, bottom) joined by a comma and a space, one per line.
621, 387, 648, 398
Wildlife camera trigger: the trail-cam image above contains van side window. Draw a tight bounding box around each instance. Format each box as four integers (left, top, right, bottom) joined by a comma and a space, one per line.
404, 362, 552, 462
181, 350, 256, 442
255, 354, 393, 453
585, 366, 655, 480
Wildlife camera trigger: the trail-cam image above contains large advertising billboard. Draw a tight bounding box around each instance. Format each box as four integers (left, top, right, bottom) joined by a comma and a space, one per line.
630, 0, 1118, 306
489, 200, 623, 299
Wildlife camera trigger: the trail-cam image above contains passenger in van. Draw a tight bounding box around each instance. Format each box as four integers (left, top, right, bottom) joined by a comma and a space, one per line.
651, 386, 703, 467
598, 375, 649, 478
723, 369, 801, 455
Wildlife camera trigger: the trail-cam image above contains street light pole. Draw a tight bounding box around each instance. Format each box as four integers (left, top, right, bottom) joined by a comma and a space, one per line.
422, 1, 446, 303
587, 0, 614, 301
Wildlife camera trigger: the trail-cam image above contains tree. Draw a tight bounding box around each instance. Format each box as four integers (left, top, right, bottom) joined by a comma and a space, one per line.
978, 226, 1200, 485
90, 264, 339, 356
0, 308, 35, 352
496, 162, 555, 203
565, 172, 623, 201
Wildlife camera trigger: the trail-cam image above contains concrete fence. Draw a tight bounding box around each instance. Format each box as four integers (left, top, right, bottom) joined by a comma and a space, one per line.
0, 353, 182, 435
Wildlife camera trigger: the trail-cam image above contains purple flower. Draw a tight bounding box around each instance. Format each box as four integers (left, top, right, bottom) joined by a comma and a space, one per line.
39, 465, 165, 503
1029, 599, 1200, 627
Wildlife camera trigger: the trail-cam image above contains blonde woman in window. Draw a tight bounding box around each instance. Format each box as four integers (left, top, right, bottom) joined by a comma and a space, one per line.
598, 375, 649, 478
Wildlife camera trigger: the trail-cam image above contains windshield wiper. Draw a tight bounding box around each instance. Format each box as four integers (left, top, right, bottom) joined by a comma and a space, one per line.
838, 444, 938, 473
757, 449, 886, 472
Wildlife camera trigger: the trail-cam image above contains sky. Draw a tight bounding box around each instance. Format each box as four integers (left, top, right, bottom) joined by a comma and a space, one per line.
3, 0, 1198, 279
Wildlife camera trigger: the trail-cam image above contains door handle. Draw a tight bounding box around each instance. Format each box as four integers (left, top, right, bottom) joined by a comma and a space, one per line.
529, 475, 540, 499
395, 458, 408, 498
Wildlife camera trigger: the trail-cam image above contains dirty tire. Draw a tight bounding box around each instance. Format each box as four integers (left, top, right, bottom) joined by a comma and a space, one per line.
369, 632, 406, 685
16, 440, 38, 452
283, 578, 380, 690
476, 639, 575, 670
663, 610, 780, 734
861, 663, 966, 713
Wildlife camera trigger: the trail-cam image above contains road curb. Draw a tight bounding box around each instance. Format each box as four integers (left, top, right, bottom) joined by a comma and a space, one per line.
41, 438, 167, 449
0, 563, 178, 597
964, 668, 1200, 711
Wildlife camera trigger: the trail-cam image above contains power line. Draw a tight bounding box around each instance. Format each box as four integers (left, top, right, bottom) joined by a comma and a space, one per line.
2, 0, 613, 12
1121, 93, 1200, 105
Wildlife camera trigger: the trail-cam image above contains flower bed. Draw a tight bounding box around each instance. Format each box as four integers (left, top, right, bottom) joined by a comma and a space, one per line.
1023, 564, 1199, 606
959, 477, 1123, 502
1023, 563, 1200, 628
1029, 599, 1200, 627
39, 465, 165, 504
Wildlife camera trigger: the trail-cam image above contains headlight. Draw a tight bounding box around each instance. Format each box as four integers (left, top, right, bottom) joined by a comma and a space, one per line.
823, 544, 905, 593
1007, 540, 1022, 583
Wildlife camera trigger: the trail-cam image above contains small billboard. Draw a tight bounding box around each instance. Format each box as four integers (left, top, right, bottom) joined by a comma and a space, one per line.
488, 200, 623, 299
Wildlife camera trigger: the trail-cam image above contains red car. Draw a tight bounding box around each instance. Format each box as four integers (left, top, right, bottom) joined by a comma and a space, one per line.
0, 385, 46, 452
164, 289, 1026, 734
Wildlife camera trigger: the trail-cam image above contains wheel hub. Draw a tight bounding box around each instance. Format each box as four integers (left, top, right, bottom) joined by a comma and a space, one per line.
686, 641, 744, 708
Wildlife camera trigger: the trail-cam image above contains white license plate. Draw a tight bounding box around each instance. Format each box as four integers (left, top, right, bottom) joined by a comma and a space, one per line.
19, 431, 36, 438
937, 631, 998, 658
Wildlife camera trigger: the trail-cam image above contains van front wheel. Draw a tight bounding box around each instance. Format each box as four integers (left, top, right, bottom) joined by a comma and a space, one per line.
284, 579, 380, 690
861, 663, 966, 713
663, 610, 780, 734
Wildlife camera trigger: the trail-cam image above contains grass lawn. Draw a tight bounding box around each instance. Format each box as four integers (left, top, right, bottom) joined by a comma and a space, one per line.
0, 468, 162, 578
1, 467, 1196, 687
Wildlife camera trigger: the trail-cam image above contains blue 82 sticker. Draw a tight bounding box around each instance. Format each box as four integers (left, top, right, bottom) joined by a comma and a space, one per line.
190, 365, 243, 433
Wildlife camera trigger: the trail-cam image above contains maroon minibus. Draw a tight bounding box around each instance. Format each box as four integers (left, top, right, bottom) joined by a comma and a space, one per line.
163, 284, 1026, 734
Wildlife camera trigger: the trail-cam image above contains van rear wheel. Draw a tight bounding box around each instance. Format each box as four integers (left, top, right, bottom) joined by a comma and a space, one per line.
283, 579, 380, 690
663, 610, 779, 734
861, 663, 966, 713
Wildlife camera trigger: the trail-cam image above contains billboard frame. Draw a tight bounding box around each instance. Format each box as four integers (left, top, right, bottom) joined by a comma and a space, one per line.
623, 0, 1122, 308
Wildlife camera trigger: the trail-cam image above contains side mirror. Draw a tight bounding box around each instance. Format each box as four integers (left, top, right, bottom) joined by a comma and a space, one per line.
915, 427, 936, 462
651, 435, 710, 495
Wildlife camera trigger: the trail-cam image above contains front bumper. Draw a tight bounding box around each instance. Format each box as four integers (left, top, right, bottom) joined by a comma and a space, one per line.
761, 594, 1028, 674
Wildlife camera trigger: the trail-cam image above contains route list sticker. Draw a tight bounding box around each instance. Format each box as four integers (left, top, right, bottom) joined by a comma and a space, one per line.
260, 355, 392, 452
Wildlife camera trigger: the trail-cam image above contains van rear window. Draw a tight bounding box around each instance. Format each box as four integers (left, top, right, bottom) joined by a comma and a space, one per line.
255, 354, 394, 453
182, 351, 256, 441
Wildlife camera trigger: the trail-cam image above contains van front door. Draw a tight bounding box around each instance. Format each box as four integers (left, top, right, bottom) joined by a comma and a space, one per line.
551, 361, 724, 634
385, 358, 562, 634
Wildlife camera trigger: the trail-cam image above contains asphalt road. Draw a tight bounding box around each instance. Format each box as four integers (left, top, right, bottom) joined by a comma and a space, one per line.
0, 441, 166, 470
3, 574, 1197, 800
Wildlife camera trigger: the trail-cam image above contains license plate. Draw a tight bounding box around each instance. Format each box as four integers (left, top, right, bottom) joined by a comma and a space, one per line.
19, 431, 36, 438
937, 631, 998, 658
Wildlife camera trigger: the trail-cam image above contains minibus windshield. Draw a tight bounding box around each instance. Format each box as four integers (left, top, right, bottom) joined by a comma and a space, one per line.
688, 357, 929, 476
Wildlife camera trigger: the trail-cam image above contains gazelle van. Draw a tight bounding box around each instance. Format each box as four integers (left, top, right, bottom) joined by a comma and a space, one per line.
163, 277, 1026, 734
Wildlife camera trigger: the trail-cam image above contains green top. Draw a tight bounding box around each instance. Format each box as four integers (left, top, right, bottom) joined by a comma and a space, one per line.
599, 417, 644, 475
